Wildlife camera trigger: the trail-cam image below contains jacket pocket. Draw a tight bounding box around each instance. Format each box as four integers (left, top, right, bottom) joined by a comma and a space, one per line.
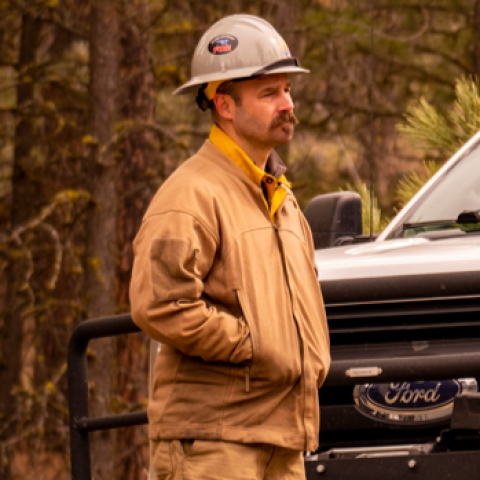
235, 288, 301, 388
235, 290, 254, 393
244, 364, 250, 393
180, 439, 201, 456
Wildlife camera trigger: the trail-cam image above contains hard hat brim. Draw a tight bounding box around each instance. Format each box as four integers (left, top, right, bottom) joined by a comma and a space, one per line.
173, 65, 309, 96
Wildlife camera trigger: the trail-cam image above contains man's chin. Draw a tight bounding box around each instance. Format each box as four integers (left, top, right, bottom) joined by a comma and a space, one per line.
271, 125, 295, 144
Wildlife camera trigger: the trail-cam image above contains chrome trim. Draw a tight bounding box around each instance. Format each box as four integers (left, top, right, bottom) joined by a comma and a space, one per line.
306, 444, 434, 461
346, 367, 382, 378
327, 293, 480, 308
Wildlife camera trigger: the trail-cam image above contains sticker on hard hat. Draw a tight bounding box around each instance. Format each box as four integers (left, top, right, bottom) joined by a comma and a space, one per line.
208, 35, 239, 55
279, 40, 291, 57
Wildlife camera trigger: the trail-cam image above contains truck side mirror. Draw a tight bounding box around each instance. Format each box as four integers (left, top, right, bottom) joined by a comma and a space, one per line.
303, 191, 362, 249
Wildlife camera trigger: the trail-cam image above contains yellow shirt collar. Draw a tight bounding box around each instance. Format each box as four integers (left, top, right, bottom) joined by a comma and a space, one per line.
209, 124, 291, 221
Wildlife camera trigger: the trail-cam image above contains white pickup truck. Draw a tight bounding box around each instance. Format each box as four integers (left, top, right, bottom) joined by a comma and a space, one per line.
301, 130, 480, 478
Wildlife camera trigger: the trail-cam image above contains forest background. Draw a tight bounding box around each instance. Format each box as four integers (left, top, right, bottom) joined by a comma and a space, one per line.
1, 0, 480, 479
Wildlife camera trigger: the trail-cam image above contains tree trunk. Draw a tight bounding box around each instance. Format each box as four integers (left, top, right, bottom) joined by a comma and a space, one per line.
474, 0, 480, 78
118, 0, 155, 308
117, 0, 155, 477
0, 13, 41, 480
85, 1, 119, 478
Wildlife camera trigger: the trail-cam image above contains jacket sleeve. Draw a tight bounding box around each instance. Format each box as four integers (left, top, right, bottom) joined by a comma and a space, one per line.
130, 210, 252, 364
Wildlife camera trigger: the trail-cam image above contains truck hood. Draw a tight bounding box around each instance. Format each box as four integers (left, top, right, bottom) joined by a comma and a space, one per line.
316, 235, 480, 282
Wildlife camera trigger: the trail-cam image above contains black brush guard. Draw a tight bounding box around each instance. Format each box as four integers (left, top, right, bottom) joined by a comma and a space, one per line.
68, 314, 480, 480
68, 314, 147, 480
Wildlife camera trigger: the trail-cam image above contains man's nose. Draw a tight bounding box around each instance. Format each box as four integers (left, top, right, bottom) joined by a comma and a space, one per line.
279, 91, 294, 111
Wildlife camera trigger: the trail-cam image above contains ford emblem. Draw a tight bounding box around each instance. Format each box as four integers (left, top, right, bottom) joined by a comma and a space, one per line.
354, 378, 477, 425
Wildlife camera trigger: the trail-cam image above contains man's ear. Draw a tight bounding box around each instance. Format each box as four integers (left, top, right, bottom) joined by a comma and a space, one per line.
213, 94, 234, 121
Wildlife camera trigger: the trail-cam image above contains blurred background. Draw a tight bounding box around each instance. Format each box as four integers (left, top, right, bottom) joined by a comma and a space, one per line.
1, 0, 480, 478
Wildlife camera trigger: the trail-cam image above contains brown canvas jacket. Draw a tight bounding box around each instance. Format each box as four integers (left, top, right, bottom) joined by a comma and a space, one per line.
130, 140, 330, 452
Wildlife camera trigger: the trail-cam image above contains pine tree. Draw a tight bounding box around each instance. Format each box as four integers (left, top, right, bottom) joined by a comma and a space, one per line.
396, 76, 480, 207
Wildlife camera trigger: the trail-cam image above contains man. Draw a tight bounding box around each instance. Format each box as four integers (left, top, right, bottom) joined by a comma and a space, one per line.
130, 14, 330, 480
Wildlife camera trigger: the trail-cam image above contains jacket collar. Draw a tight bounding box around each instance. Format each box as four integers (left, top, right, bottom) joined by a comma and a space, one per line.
266, 150, 287, 179
208, 124, 288, 187
197, 138, 293, 222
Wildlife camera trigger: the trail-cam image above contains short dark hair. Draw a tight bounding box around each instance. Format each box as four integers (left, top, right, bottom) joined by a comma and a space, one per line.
216, 81, 242, 106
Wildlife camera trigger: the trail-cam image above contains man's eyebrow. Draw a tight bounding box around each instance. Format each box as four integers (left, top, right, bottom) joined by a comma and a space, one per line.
259, 82, 292, 92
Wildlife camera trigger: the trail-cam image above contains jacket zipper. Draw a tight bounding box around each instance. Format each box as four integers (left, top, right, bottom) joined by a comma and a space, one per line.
273, 220, 308, 450
236, 290, 253, 394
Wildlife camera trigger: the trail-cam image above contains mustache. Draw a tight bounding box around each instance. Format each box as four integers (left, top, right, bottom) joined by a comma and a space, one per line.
270, 111, 299, 128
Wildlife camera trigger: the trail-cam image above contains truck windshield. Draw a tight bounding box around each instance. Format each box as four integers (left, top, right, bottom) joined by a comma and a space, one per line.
386, 140, 480, 239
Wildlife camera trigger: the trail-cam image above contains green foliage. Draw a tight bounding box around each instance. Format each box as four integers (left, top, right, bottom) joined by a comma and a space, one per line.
344, 181, 390, 234
396, 76, 480, 210
398, 98, 455, 153
398, 77, 480, 157
450, 77, 480, 145
395, 160, 441, 209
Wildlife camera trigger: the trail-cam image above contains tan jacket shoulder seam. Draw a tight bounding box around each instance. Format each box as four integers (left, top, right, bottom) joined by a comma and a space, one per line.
144, 209, 219, 246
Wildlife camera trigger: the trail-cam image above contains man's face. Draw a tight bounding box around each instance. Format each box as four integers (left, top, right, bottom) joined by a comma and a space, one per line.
231, 74, 298, 149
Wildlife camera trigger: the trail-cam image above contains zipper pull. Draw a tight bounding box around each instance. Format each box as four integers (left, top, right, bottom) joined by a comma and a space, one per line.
245, 365, 250, 393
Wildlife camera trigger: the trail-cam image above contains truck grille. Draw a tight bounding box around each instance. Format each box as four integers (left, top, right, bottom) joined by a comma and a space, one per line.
325, 295, 480, 347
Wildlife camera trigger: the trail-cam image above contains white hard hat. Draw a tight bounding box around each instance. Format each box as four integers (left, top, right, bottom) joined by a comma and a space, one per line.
173, 14, 309, 102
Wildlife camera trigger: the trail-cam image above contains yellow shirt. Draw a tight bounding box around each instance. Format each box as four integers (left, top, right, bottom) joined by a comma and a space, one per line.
209, 125, 291, 222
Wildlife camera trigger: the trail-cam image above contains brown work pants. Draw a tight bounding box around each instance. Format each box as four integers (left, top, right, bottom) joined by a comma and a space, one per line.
151, 439, 306, 480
